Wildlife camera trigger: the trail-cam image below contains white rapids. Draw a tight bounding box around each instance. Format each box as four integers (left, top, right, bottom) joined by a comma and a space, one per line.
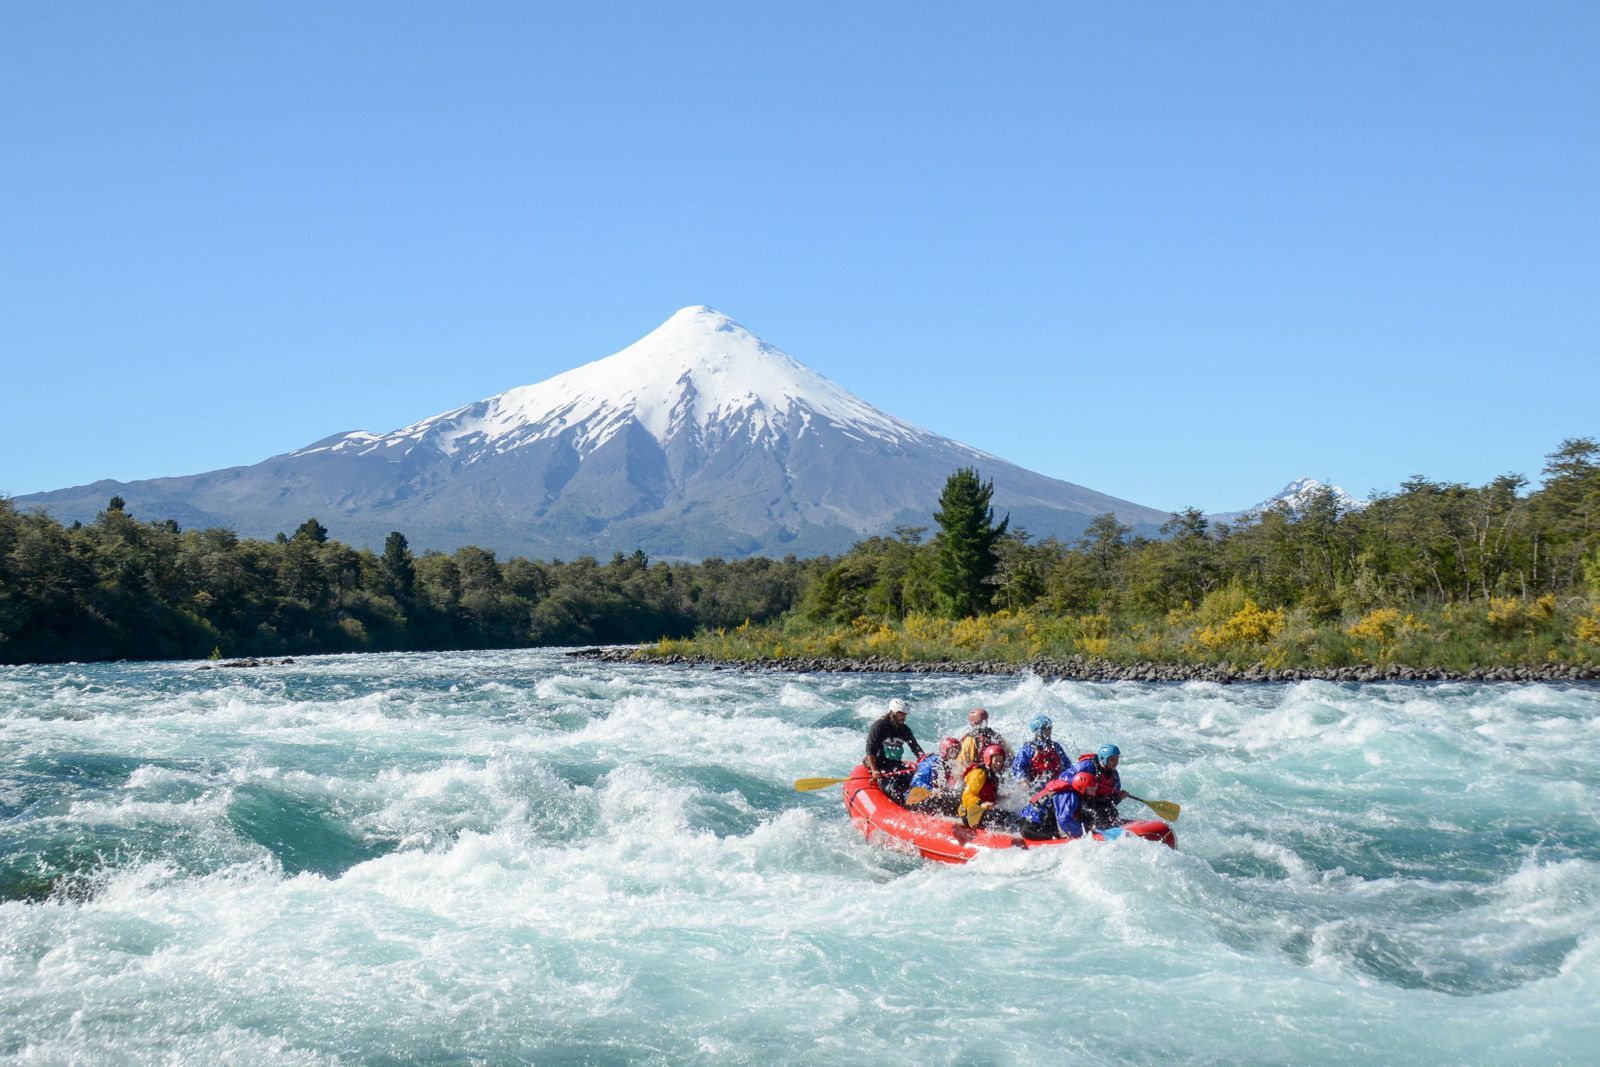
2, 650, 1597, 1064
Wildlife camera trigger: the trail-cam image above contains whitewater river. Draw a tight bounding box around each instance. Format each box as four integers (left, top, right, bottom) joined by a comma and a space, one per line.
2, 650, 1597, 1065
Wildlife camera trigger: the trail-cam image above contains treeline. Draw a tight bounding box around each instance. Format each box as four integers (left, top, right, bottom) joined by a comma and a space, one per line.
4, 438, 1597, 668
665, 439, 1600, 672
802, 439, 1600, 625
0, 502, 820, 665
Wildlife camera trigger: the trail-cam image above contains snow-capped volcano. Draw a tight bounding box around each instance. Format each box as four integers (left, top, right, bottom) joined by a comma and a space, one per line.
1210, 478, 1369, 526
296, 306, 941, 463
20, 307, 1171, 559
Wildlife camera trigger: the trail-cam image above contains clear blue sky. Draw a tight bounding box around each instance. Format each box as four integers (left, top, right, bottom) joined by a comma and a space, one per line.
3, 2, 1595, 514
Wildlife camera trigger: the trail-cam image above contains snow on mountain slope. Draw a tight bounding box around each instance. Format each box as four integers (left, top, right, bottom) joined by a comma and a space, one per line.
295, 306, 957, 463
1211, 478, 1369, 525
20, 305, 1172, 558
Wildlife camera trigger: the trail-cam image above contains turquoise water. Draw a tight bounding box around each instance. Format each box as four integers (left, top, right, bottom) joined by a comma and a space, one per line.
1, 650, 1597, 1065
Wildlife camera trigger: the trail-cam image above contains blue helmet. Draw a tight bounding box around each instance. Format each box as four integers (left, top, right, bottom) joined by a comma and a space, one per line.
1097, 743, 1121, 764
1028, 715, 1052, 735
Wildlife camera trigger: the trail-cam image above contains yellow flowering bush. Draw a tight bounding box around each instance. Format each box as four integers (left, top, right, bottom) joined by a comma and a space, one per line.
1195, 599, 1285, 652
1078, 613, 1112, 639
1347, 607, 1403, 644
1487, 596, 1534, 634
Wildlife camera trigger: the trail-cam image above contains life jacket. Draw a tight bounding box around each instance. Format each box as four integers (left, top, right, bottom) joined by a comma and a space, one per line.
1028, 779, 1067, 807
960, 727, 1004, 769
1029, 769, 1096, 806
1026, 742, 1064, 780
1072, 754, 1121, 798
963, 765, 998, 805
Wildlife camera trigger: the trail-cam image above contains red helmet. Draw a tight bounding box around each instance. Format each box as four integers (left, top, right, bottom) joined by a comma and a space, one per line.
981, 744, 1006, 763
1071, 770, 1098, 794
939, 736, 961, 757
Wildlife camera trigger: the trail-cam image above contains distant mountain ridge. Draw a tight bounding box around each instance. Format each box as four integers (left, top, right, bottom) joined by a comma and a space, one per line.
17, 306, 1173, 559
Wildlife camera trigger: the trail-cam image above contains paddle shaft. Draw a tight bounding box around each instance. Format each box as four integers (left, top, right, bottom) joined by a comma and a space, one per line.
793, 765, 914, 793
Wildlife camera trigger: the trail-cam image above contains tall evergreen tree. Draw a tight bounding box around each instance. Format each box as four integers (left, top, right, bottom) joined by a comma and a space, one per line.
932, 468, 1008, 618
293, 517, 330, 544
381, 531, 416, 601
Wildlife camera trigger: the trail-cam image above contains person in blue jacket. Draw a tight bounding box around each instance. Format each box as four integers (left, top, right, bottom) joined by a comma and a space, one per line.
1018, 742, 1127, 840
1018, 768, 1090, 840
1011, 715, 1070, 791
908, 736, 963, 814
1070, 743, 1127, 833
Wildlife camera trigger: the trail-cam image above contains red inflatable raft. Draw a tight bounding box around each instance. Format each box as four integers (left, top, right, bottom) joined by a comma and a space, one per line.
842, 764, 1175, 864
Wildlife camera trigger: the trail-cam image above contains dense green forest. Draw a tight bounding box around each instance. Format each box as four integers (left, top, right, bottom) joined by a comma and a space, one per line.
0, 502, 819, 665
2, 438, 1597, 669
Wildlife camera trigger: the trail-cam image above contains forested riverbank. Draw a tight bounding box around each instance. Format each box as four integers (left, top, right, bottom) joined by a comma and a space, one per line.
646, 440, 1600, 675
3, 438, 1598, 671
0, 500, 815, 665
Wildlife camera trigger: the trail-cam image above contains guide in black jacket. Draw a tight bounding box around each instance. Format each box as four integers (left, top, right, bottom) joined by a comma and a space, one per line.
865, 697, 924, 804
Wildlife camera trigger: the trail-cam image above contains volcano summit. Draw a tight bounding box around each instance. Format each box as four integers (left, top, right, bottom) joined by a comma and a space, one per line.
19, 307, 1169, 558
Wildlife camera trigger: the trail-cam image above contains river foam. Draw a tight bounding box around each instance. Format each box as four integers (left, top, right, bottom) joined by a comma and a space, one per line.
2, 650, 1597, 1064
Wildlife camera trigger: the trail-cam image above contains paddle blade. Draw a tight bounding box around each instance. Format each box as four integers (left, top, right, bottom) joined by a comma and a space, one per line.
1135, 796, 1181, 822
793, 776, 848, 792
906, 786, 930, 806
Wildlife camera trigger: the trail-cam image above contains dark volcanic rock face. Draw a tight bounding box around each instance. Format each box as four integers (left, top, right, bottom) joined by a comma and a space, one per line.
18, 307, 1172, 559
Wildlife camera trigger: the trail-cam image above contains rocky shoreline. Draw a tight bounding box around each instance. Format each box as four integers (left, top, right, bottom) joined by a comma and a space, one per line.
567, 646, 1600, 684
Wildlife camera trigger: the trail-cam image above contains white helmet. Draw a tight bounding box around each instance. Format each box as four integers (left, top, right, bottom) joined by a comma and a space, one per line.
888, 698, 910, 714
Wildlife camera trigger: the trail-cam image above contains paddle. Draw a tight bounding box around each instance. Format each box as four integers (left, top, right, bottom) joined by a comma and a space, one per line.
961, 802, 992, 828
905, 786, 930, 805
1126, 793, 1181, 822
795, 768, 912, 792
793, 776, 848, 792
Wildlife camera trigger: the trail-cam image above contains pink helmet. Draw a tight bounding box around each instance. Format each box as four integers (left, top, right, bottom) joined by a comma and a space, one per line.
981, 744, 1006, 763
939, 736, 961, 757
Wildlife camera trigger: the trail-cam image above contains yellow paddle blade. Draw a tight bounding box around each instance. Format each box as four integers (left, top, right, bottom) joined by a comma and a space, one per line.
1131, 795, 1181, 822
906, 786, 930, 806
793, 776, 849, 792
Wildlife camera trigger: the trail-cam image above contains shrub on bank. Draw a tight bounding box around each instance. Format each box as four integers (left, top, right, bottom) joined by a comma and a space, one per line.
651, 597, 1600, 672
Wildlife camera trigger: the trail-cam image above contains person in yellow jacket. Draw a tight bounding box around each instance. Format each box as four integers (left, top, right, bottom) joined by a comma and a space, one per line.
957, 744, 1009, 828
957, 707, 1007, 772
